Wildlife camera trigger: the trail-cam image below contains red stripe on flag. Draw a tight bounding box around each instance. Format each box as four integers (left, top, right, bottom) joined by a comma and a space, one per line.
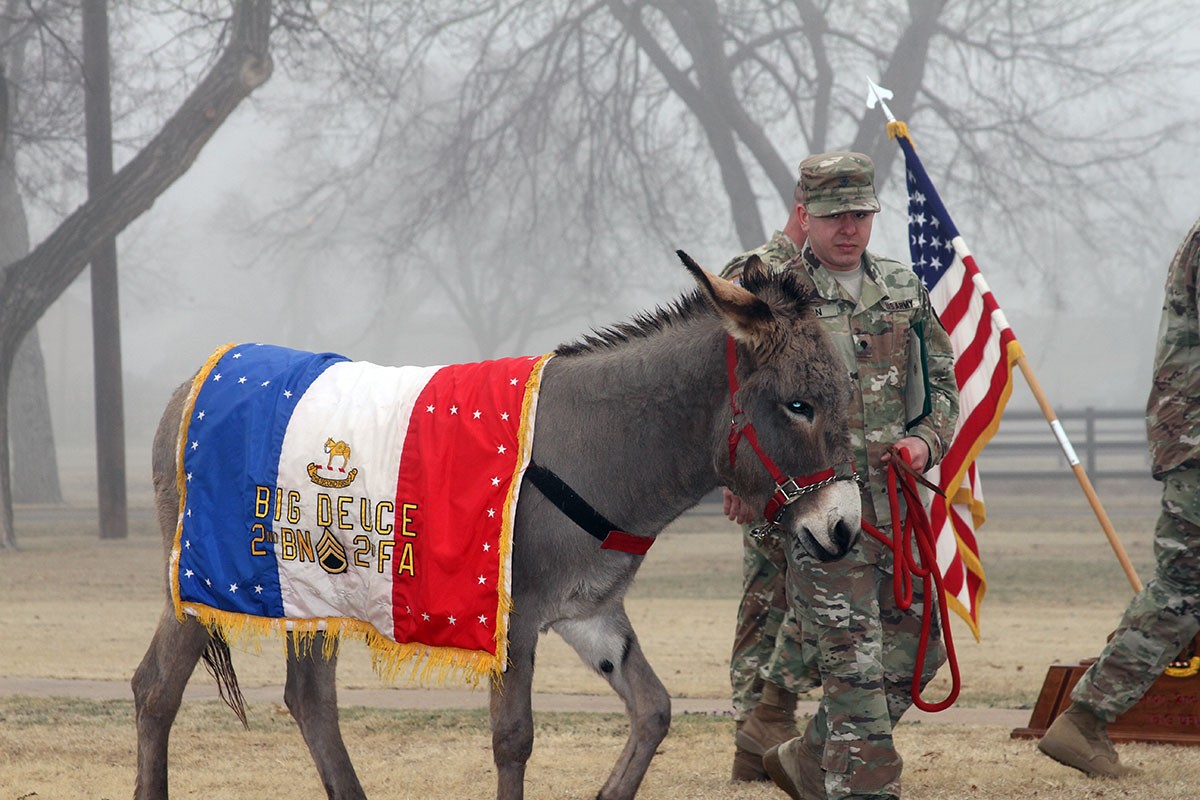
938, 274, 975, 333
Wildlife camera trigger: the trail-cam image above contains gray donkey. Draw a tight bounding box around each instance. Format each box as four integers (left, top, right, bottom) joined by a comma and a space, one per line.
132, 253, 861, 799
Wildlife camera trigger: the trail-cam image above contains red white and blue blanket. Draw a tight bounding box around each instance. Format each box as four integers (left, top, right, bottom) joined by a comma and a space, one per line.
170, 343, 552, 685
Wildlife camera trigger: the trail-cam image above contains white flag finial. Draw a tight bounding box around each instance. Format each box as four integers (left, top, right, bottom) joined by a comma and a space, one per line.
865, 78, 897, 123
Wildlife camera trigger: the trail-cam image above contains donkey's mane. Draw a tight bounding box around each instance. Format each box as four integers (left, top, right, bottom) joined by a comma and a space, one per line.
554, 290, 711, 357
554, 266, 818, 357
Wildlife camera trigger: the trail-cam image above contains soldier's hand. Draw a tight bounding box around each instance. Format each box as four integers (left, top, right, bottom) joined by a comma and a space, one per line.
721, 487, 757, 525
882, 436, 931, 472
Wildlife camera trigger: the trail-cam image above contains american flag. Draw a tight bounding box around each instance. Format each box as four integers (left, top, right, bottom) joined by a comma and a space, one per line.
894, 127, 1024, 638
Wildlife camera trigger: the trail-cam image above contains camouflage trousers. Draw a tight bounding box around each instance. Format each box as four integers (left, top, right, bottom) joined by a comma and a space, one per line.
729, 525, 818, 720
786, 533, 946, 800
1071, 466, 1200, 721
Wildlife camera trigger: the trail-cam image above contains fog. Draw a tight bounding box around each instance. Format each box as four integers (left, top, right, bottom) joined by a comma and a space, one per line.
24, 7, 1200, 502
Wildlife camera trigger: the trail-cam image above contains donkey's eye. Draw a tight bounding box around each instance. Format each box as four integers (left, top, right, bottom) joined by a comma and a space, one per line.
786, 400, 814, 422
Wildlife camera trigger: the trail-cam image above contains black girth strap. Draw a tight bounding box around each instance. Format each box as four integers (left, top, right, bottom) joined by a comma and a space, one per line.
524, 461, 654, 555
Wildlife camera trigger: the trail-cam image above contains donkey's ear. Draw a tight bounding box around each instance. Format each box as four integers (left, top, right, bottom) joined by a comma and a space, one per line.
676, 250, 773, 340
741, 254, 768, 285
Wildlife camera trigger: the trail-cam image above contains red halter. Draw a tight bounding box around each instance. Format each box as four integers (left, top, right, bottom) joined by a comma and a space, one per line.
724, 335, 856, 524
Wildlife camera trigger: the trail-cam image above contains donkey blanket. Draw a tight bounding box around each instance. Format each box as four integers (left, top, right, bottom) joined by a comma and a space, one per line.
170, 343, 552, 684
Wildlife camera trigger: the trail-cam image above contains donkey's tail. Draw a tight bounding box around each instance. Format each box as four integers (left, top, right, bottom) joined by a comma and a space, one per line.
201, 634, 248, 728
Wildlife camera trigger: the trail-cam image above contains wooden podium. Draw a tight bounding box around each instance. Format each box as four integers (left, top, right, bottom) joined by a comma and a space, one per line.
1012, 636, 1200, 745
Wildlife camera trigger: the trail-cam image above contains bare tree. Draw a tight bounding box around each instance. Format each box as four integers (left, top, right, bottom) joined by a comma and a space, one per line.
83, 0, 126, 539
274, 0, 1198, 323
0, 0, 275, 549
1, 3, 66, 506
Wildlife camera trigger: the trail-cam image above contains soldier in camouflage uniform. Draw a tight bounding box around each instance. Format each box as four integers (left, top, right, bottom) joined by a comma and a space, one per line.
719, 190, 820, 783
726, 152, 960, 799
1038, 218, 1200, 778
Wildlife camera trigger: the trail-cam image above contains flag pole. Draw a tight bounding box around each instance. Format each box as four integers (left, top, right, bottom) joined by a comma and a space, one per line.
1012, 357, 1143, 592
865, 79, 1143, 595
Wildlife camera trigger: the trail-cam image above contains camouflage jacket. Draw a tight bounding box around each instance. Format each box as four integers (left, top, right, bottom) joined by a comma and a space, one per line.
756, 242, 958, 525
720, 230, 801, 279
1147, 219, 1200, 477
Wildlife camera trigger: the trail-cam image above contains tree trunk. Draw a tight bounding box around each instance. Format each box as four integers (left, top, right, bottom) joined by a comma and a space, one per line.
0, 0, 274, 548
850, 0, 949, 184
2, 61, 63, 516
0, 345, 13, 550
609, 0, 766, 249
11, 329, 62, 504
83, 0, 127, 539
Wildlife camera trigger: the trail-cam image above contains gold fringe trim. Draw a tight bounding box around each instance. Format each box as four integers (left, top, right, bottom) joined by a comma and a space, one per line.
887, 120, 911, 144
938, 338, 1025, 642
487, 353, 554, 686
170, 343, 238, 620
179, 602, 501, 687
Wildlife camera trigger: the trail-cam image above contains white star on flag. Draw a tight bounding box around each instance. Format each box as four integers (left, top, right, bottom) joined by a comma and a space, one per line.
497, 445, 507, 455
477, 575, 487, 585
490, 476, 500, 487
478, 615, 488, 625
473, 410, 482, 419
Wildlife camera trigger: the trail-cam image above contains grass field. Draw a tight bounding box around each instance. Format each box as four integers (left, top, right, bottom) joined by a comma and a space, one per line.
4, 477, 1198, 798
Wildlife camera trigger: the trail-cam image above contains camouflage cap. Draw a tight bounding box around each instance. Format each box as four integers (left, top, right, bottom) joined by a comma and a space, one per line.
798, 151, 881, 217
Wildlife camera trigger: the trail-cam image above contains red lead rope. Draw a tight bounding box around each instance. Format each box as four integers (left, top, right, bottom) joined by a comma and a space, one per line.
861, 447, 961, 713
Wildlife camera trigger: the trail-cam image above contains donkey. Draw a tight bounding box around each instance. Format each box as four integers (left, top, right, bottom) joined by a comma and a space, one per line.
132, 252, 861, 800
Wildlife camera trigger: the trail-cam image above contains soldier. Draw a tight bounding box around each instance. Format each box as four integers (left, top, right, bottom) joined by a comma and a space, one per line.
719, 180, 818, 783
723, 152, 960, 800
1037, 218, 1200, 777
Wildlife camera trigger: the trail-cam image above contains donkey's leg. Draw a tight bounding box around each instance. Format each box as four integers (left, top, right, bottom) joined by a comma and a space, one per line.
132, 605, 213, 800
284, 631, 366, 800
490, 614, 541, 800
554, 604, 671, 800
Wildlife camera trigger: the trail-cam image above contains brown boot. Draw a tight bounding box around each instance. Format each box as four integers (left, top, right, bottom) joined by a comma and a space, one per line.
763, 734, 825, 800
1037, 702, 1140, 778
731, 721, 770, 781
736, 682, 799, 757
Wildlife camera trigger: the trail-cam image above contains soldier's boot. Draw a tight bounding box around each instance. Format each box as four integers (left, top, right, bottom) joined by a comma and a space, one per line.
732, 682, 799, 781
731, 721, 770, 781
1037, 702, 1140, 778
763, 732, 825, 800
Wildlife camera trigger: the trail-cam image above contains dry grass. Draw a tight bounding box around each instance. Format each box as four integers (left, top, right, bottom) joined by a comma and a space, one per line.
3, 698, 1199, 799
4, 477, 1199, 798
